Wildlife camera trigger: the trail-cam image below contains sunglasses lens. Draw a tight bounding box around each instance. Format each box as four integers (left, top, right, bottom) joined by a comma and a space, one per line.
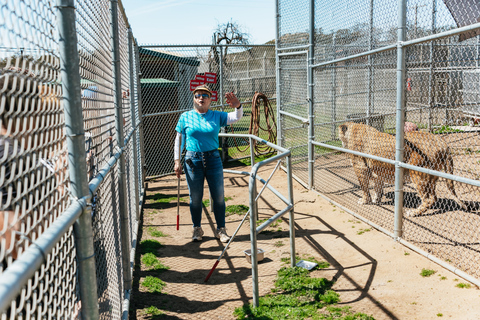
195, 94, 209, 98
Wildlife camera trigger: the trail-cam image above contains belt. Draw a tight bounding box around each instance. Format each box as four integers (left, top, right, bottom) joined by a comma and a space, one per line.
186, 149, 218, 156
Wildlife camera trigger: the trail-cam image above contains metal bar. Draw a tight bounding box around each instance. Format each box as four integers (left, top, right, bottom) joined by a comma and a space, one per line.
134, 40, 147, 186
312, 140, 480, 188
401, 22, 480, 48
56, 0, 99, 318
111, 0, 132, 291
0, 197, 87, 313
277, 44, 311, 51
279, 110, 309, 124
427, 0, 436, 131
394, 0, 407, 239
128, 29, 140, 221
286, 154, 295, 268
307, 0, 315, 189
367, 0, 374, 126
140, 44, 274, 48
277, 50, 309, 57
312, 44, 397, 69
249, 161, 259, 307
219, 133, 290, 153
275, 0, 283, 152
256, 204, 294, 233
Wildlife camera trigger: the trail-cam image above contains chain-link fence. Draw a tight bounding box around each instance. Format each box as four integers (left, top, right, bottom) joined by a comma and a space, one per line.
0, 0, 144, 318
138, 44, 277, 178
277, 0, 480, 285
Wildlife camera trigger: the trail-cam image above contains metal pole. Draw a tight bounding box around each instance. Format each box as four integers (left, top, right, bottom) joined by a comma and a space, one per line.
394, 0, 407, 239
331, 34, 337, 141
111, 0, 132, 291
275, 0, 282, 150
307, 0, 315, 189
128, 29, 140, 220
249, 167, 259, 307
428, 0, 436, 131
134, 42, 146, 185
219, 45, 228, 161
287, 154, 295, 268
56, 0, 99, 318
367, 0, 374, 126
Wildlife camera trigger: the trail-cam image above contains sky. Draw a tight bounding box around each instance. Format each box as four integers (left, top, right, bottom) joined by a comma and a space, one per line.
121, 0, 276, 45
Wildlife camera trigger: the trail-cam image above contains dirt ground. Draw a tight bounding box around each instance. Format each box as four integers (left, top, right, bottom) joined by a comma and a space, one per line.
130, 161, 480, 320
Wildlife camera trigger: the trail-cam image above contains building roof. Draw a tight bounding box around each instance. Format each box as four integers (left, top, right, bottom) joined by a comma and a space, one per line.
140, 78, 180, 88
139, 48, 200, 67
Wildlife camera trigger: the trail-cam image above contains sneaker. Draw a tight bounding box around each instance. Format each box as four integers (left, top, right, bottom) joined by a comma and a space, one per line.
215, 227, 230, 243
192, 226, 204, 241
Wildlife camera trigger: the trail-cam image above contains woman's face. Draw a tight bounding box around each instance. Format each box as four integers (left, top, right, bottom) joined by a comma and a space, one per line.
193, 90, 211, 109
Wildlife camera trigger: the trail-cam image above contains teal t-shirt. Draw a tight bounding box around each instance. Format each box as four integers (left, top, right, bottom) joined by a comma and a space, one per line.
175, 109, 228, 152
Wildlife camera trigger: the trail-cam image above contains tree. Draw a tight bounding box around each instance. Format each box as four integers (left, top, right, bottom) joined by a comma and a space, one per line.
207, 20, 250, 88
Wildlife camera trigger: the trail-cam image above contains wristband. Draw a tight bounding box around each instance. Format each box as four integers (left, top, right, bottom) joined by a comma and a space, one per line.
236, 104, 242, 109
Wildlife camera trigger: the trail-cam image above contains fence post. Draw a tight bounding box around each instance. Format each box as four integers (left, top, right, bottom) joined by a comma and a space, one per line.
307, 0, 315, 189
275, 0, 283, 150
331, 34, 337, 141
367, 0, 374, 126
394, 0, 407, 239
56, 0, 99, 318
249, 169, 259, 307
110, 0, 132, 291
128, 29, 140, 220
134, 44, 146, 184
427, 0, 437, 131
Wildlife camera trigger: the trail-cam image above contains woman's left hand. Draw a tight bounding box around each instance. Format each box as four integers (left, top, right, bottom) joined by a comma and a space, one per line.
225, 92, 240, 109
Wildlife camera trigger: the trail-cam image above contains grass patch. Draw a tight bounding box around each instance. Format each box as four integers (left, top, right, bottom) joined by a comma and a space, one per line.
141, 276, 166, 294
273, 241, 285, 247
226, 204, 249, 216
257, 218, 281, 228
150, 193, 184, 204
357, 228, 371, 235
140, 239, 163, 256
420, 268, 436, 277
142, 253, 170, 271
456, 283, 471, 289
233, 267, 374, 319
147, 227, 168, 238
432, 125, 462, 134
143, 306, 164, 318
202, 199, 210, 207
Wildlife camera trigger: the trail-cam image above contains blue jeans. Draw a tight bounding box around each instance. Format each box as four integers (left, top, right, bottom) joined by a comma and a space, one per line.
184, 150, 225, 228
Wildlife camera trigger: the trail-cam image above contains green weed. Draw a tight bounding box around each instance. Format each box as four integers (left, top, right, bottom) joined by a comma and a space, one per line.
432, 125, 462, 134
144, 306, 164, 318
420, 268, 436, 277
202, 199, 210, 207
147, 227, 168, 238
141, 276, 166, 294
233, 267, 373, 319
437, 313, 443, 317
150, 193, 183, 204
225, 204, 249, 216
456, 283, 471, 289
140, 239, 163, 256
274, 241, 285, 247
357, 228, 371, 235
141, 253, 170, 271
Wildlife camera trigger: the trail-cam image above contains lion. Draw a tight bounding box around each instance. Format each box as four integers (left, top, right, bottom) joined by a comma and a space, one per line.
338, 122, 467, 217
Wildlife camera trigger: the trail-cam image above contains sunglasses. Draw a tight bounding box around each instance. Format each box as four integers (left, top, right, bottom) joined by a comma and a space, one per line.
194, 93, 210, 99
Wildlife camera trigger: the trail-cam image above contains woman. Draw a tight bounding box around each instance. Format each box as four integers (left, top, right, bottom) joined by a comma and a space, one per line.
174, 85, 243, 242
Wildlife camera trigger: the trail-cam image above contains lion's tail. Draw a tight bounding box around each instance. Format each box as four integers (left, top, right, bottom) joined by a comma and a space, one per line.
444, 149, 468, 211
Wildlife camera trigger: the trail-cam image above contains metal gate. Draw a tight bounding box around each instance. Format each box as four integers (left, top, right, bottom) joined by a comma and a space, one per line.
276, 0, 480, 285
138, 44, 276, 178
